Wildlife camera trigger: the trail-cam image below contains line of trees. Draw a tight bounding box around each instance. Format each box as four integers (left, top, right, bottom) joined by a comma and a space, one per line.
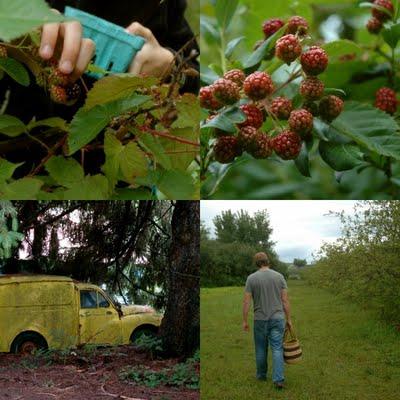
303, 201, 400, 326
201, 209, 288, 287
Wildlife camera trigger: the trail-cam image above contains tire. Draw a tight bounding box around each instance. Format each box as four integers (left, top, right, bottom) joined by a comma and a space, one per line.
10, 332, 48, 355
130, 326, 158, 344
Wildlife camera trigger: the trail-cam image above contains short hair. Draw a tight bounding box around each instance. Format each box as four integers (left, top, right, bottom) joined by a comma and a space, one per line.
253, 252, 269, 267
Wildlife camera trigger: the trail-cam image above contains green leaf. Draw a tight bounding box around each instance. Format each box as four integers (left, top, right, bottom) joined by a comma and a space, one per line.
215, 0, 239, 31
0, 0, 64, 41
68, 94, 151, 155
0, 58, 30, 86
225, 36, 245, 59
0, 158, 22, 183
45, 156, 84, 188
63, 175, 110, 200
112, 188, 153, 200
329, 102, 400, 161
319, 141, 364, 171
0, 115, 26, 137
137, 133, 172, 170
28, 117, 69, 132
157, 170, 198, 199
0, 178, 43, 199
382, 23, 400, 49
202, 106, 245, 133
359, 2, 394, 19
294, 143, 311, 177
172, 93, 200, 129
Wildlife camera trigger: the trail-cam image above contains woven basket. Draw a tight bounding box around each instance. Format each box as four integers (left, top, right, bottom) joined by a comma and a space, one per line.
283, 326, 302, 364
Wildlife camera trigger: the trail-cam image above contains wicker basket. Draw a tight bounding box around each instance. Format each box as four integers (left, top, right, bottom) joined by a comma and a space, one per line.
283, 326, 302, 364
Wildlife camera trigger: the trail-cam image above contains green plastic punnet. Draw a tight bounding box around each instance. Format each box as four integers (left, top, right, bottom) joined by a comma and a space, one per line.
64, 6, 145, 78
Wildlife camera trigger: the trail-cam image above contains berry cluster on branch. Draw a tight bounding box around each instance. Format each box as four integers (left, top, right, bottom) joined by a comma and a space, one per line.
366, 0, 394, 34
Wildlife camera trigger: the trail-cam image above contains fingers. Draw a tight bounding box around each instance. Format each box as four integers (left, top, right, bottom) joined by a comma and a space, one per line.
59, 21, 83, 74
40, 22, 60, 60
129, 48, 146, 76
126, 22, 154, 42
69, 38, 96, 82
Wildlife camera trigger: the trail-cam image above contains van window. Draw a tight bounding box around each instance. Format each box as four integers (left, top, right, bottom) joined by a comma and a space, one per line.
80, 290, 110, 309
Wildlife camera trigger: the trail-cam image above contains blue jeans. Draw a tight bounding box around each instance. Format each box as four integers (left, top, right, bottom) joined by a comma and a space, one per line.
253, 319, 285, 383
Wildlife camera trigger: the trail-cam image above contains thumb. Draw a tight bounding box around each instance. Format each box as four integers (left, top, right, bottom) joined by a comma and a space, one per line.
125, 22, 153, 41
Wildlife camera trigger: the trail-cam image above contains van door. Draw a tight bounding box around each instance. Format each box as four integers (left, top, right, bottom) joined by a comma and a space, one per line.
79, 290, 123, 345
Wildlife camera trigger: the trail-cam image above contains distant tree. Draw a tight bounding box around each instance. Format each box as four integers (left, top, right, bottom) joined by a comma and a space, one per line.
0, 201, 24, 261
293, 258, 307, 268
200, 220, 210, 241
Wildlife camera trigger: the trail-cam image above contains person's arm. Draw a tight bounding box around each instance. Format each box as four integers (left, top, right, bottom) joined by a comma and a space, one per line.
281, 289, 292, 329
242, 291, 252, 332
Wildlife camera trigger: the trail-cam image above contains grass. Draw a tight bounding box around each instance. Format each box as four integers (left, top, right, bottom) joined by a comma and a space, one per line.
201, 280, 400, 400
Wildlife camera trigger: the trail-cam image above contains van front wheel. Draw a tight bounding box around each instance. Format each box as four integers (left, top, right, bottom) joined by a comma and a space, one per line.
10, 332, 48, 355
130, 326, 158, 344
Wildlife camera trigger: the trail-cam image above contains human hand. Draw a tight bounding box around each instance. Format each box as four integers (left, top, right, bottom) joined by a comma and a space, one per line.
243, 321, 249, 332
39, 9, 95, 82
286, 320, 293, 330
126, 22, 174, 77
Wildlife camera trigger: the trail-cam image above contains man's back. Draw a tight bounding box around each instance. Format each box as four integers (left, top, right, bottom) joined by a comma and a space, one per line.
245, 269, 287, 320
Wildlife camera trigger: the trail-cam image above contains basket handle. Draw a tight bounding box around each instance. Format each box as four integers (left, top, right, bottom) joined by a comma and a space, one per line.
284, 324, 297, 341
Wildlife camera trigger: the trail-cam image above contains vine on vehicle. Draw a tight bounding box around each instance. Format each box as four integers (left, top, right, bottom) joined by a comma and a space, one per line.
200, 0, 400, 199
0, 0, 199, 200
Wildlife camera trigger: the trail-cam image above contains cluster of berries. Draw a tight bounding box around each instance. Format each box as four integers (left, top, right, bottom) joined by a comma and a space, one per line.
200, 17, 344, 164
366, 0, 394, 34
375, 87, 398, 115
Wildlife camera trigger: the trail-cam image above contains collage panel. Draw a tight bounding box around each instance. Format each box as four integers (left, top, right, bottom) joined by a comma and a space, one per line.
200, 200, 400, 399
0, 0, 200, 200
0, 200, 200, 399
200, 0, 400, 199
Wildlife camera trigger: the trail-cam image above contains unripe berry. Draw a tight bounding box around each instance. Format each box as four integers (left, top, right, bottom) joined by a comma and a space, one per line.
214, 136, 242, 164
301, 46, 329, 76
262, 18, 285, 38
319, 95, 344, 121
223, 69, 246, 88
270, 96, 293, 120
48, 68, 71, 87
366, 17, 383, 34
288, 109, 314, 136
50, 83, 81, 106
200, 86, 222, 110
375, 87, 397, 115
286, 16, 309, 35
249, 133, 273, 159
212, 78, 241, 105
243, 72, 274, 101
272, 130, 302, 160
372, 0, 394, 22
299, 77, 325, 101
275, 34, 302, 64
238, 104, 265, 129
0, 44, 7, 58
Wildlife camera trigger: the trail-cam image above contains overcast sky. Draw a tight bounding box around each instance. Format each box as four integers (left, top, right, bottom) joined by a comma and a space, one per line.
201, 201, 358, 263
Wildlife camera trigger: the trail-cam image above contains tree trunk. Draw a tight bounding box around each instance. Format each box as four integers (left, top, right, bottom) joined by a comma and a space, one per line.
159, 201, 200, 358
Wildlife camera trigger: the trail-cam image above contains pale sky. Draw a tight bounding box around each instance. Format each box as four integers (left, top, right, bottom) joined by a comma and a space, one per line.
201, 201, 358, 263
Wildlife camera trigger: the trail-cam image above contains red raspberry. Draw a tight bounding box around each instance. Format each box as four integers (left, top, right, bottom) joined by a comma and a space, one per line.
375, 87, 397, 115
372, 0, 394, 22
270, 96, 293, 120
301, 46, 329, 76
223, 69, 246, 87
238, 126, 259, 152
288, 109, 314, 136
286, 16, 309, 35
0, 44, 7, 58
238, 104, 265, 129
249, 133, 273, 159
48, 68, 71, 87
243, 72, 274, 101
299, 77, 325, 101
275, 34, 302, 64
366, 17, 383, 34
214, 136, 243, 164
262, 18, 285, 38
212, 78, 241, 105
200, 86, 222, 110
272, 130, 302, 160
319, 95, 344, 121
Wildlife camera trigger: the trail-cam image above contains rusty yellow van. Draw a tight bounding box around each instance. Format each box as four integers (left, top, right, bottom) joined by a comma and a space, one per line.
0, 275, 162, 354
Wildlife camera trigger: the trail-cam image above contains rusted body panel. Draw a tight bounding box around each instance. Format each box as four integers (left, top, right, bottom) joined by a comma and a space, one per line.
0, 275, 162, 352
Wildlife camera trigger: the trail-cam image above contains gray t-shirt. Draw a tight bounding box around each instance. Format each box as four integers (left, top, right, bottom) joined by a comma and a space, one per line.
245, 268, 288, 320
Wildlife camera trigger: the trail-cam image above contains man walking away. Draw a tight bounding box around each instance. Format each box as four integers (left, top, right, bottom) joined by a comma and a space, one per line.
242, 252, 292, 389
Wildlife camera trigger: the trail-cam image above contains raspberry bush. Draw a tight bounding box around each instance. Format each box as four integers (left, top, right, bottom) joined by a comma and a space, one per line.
0, 0, 199, 200
200, 0, 400, 199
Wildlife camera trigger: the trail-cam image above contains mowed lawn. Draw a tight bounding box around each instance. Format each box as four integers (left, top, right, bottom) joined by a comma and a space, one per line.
201, 280, 400, 400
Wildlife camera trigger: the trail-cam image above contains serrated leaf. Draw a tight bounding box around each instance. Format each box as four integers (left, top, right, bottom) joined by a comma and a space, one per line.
0, 178, 43, 199
63, 175, 110, 200
157, 170, 198, 199
45, 156, 84, 188
172, 93, 200, 129
0, 58, 30, 86
0, 158, 22, 183
329, 101, 400, 160
0, 114, 26, 137
137, 133, 172, 170
319, 141, 364, 171
0, 0, 64, 41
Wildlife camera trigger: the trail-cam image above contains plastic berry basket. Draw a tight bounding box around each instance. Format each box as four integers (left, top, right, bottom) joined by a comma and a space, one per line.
64, 7, 145, 79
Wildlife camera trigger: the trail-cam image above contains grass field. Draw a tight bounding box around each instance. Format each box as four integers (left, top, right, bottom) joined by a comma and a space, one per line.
201, 280, 400, 400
